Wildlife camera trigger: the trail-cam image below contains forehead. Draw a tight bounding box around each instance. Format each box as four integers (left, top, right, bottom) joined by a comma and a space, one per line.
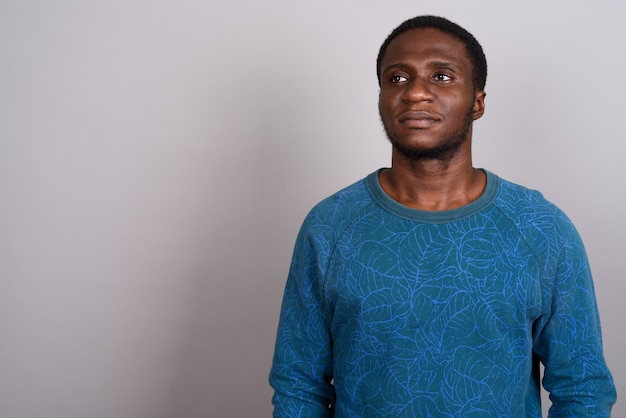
381, 27, 471, 69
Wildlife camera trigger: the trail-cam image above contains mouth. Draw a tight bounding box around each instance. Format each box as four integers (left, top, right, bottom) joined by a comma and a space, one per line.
399, 111, 439, 129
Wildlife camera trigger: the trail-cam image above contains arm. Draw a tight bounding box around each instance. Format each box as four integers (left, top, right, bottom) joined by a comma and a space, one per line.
533, 220, 616, 416
269, 222, 335, 417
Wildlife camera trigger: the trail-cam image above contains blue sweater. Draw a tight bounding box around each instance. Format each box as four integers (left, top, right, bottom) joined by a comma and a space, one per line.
270, 170, 616, 417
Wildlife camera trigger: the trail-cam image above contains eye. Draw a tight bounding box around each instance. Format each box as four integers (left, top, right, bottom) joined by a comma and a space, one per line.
390, 75, 408, 84
433, 73, 452, 82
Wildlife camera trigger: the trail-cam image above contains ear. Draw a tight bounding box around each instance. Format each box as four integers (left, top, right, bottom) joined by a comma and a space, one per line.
472, 90, 486, 121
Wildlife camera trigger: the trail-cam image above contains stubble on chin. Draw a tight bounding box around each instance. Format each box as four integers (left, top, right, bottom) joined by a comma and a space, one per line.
381, 107, 474, 163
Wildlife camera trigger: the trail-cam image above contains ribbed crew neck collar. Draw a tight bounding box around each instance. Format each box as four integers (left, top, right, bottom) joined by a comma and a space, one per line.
365, 168, 499, 224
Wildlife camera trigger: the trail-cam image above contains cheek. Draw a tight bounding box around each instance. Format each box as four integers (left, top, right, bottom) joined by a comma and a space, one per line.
445, 96, 471, 116
378, 92, 398, 114
378, 96, 390, 116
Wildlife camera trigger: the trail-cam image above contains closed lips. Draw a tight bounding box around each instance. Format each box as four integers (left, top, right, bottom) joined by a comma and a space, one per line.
399, 111, 440, 128
399, 111, 438, 122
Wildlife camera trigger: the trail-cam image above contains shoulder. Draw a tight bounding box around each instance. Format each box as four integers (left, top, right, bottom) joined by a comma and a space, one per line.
491, 173, 582, 250
301, 173, 376, 237
289, 173, 378, 272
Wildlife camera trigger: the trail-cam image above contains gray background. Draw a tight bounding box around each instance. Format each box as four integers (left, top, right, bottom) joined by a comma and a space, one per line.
1, 0, 624, 417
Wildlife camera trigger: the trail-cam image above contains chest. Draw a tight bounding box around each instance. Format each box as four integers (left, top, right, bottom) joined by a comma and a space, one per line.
324, 214, 544, 338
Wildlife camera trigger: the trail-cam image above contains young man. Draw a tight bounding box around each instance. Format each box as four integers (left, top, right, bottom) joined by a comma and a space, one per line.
269, 15, 616, 417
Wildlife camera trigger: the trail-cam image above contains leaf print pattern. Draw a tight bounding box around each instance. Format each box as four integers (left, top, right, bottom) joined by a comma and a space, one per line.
270, 170, 616, 417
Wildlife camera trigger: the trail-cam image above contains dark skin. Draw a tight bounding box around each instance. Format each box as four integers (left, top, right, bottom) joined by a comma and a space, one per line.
378, 28, 487, 211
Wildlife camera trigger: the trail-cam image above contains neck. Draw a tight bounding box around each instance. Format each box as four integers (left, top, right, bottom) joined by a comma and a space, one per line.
380, 145, 486, 211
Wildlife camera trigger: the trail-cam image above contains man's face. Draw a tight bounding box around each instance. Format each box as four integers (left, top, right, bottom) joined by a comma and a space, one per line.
378, 28, 485, 161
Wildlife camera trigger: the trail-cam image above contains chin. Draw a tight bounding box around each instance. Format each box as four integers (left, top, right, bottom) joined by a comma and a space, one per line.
390, 136, 467, 162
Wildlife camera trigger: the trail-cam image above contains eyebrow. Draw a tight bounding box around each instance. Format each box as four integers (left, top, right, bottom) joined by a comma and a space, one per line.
381, 60, 464, 74
430, 60, 463, 71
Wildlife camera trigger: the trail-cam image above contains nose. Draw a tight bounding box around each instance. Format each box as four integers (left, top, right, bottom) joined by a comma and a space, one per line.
401, 77, 434, 103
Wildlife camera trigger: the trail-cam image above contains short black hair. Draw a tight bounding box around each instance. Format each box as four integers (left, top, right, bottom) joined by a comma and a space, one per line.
376, 15, 487, 91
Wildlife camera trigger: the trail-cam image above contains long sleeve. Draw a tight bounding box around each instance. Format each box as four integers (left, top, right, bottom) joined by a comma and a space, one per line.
270, 172, 617, 416
269, 220, 336, 417
532, 219, 616, 416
